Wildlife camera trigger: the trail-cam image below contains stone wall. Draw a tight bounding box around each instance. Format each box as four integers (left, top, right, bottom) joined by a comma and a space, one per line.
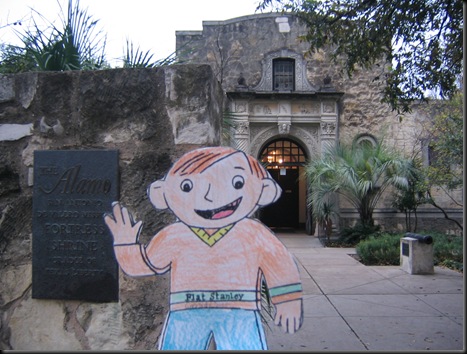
0, 65, 223, 350
177, 14, 311, 92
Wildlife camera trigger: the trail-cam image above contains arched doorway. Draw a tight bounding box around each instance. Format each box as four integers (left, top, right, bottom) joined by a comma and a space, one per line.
257, 138, 308, 230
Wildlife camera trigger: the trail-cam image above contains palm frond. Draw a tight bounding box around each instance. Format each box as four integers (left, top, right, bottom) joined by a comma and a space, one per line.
305, 138, 413, 225
11, 0, 107, 71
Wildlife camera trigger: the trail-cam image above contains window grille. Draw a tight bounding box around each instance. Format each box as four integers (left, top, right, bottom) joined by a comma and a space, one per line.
259, 139, 306, 169
273, 58, 295, 91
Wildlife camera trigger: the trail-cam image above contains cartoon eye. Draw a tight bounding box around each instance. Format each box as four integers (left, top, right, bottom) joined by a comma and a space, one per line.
232, 175, 245, 190
180, 179, 193, 192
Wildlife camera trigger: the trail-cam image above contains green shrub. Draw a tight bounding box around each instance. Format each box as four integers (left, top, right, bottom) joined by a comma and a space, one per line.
430, 232, 463, 271
354, 231, 463, 272
337, 223, 382, 246
356, 233, 400, 265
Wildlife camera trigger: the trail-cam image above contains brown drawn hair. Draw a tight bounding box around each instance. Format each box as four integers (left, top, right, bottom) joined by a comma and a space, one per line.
169, 147, 268, 179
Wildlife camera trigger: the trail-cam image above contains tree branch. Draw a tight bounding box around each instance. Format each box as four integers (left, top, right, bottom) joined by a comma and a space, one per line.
426, 190, 463, 230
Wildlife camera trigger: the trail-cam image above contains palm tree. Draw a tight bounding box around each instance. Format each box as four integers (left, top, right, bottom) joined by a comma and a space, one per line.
306, 139, 414, 228
1, 0, 107, 72
121, 39, 178, 68
314, 200, 337, 240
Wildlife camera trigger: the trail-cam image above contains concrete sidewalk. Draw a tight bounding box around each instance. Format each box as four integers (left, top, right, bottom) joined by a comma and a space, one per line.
265, 232, 464, 351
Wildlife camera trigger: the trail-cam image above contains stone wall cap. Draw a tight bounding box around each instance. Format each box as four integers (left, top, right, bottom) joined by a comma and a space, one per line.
202, 12, 296, 27
176, 30, 203, 36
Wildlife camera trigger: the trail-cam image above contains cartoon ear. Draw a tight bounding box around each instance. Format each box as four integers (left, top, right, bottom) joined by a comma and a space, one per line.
258, 177, 282, 206
148, 180, 169, 210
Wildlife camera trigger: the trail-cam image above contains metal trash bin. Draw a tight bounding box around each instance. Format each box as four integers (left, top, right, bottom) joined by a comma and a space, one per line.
400, 233, 434, 274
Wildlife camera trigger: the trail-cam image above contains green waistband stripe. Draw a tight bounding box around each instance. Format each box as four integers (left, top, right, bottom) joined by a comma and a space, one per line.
269, 283, 302, 297
171, 290, 257, 304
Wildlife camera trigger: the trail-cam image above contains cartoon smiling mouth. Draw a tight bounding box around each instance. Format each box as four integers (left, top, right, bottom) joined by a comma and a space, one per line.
195, 197, 242, 220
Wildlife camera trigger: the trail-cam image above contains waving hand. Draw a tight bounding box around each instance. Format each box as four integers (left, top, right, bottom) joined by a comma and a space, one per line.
104, 202, 143, 245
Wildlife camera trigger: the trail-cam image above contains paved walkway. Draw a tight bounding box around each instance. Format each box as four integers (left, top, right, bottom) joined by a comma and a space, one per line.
264, 231, 464, 351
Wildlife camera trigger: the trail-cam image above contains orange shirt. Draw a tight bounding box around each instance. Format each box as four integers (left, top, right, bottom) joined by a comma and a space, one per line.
114, 218, 302, 311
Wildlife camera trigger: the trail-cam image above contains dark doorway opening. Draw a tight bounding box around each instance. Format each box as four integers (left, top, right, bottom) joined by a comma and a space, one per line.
260, 168, 299, 228
257, 139, 307, 230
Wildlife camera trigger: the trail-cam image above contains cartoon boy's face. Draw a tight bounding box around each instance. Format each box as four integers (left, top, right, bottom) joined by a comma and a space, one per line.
148, 148, 281, 229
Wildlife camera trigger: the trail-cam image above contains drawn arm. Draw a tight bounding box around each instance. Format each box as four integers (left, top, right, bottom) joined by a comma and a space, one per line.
258, 226, 304, 334
274, 299, 303, 334
104, 202, 154, 276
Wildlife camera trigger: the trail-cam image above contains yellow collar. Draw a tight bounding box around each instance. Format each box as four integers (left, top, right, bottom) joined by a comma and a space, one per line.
190, 224, 234, 247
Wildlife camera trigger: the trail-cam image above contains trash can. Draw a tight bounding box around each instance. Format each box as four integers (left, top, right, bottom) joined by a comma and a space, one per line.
400, 233, 434, 274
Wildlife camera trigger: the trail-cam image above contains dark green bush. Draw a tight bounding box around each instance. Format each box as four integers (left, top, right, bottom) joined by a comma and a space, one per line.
354, 231, 463, 272
356, 233, 400, 265
337, 223, 382, 246
431, 232, 463, 272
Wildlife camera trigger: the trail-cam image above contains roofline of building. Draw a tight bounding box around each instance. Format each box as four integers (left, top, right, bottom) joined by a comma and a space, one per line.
203, 12, 296, 26
176, 12, 297, 36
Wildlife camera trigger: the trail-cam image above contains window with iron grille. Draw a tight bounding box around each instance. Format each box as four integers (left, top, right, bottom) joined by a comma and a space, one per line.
259, 139, 306, 169
273, 58, 295, 91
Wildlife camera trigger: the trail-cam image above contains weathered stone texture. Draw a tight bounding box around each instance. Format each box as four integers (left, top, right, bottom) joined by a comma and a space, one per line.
177, 13, 404, 149
0, 65, 222, 350
177, 14, 410, 150
178, 15, 310, 89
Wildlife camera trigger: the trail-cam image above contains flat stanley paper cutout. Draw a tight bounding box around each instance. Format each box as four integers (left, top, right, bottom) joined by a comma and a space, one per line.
104, 146, 303, 350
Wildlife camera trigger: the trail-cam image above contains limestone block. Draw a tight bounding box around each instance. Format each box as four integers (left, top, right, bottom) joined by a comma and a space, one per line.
400, 237, 434, 274
17, 73, 38, 109
0, 264, 31, 305
77, 302, 130, 350
21, 135, 50, 167
164, 66, 221, 145
0, 75, 15, 103
0, 123, 33, 141
9, 298, 82, 350
275, 17, 290, 32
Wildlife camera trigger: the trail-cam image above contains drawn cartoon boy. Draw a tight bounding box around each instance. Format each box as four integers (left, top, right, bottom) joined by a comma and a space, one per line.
104, 146, 303, 350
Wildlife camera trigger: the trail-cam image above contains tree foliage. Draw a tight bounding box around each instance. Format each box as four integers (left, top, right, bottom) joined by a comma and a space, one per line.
121, 39, 177, 68
0, 42, 37, 73
257, 0, 463, 113
0, 0, 107, 72
392, 92, 463, 232
421, 92, 463, 230
392, 159, 427, 232
424, 92, 463, 191
0, 0, 180, 72
305, 138, 414, 226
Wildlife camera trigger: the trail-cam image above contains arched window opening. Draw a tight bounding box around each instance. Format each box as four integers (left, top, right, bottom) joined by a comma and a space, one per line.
259, 139, 306, 170
355, 134, 377, 149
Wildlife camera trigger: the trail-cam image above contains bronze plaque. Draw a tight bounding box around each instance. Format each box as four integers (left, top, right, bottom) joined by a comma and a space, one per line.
402, 242, 409, 257
32, 150, 119, 302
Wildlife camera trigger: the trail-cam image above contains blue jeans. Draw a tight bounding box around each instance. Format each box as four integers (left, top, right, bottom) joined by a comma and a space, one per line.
159, 308, 268, 350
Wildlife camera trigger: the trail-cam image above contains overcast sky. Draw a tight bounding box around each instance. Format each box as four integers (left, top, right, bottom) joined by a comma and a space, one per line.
0, 0, 265, 66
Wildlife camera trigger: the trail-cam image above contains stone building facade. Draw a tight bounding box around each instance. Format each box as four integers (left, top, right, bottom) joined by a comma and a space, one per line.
176, 13, 463, 235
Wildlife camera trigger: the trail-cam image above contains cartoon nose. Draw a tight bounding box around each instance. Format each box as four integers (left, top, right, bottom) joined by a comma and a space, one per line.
204, 184, 213, 202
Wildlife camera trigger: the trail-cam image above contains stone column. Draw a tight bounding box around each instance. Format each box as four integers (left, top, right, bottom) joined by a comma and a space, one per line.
319, 100, 338, 153
231, 100, 250, 153
319, 100, 339, 234
320, 121, 337, 152
233, 120, 250, 153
